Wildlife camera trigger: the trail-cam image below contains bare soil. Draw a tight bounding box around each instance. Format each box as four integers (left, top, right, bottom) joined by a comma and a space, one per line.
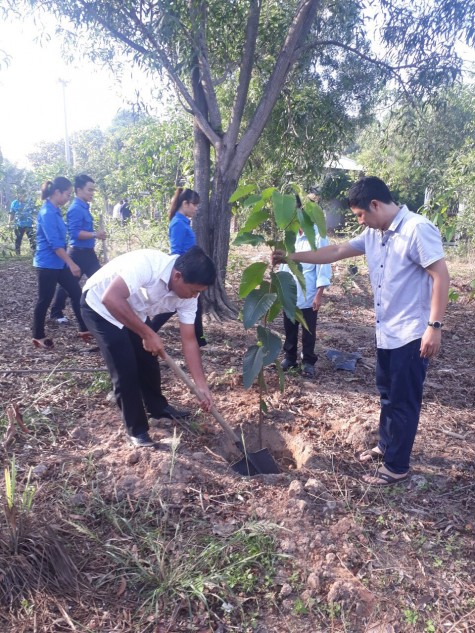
0, 247, 474, 633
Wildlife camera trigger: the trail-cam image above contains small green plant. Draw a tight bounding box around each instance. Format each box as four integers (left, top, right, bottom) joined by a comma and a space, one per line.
86, 372, 112, 394
230, 184, 326, 423
4, 455, 36, 550
403, 608, 419, 625
327, 601, 342, 620
1, 455, 78, 606
448, 287, 460, 302
425, 620, 436, 632
293, 597, 309, 615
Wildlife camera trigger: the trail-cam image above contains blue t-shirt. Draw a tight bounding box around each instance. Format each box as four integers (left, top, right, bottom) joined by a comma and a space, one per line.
67, 197, 95, 249
10, 199, 34, 228
169, 211, 196, 255
34, 200, 68, 269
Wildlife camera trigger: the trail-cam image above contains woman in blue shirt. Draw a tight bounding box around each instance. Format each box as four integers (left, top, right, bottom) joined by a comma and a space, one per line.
32, 177, 91, 349
151, 187, 206, 346
50, 174, 107, 323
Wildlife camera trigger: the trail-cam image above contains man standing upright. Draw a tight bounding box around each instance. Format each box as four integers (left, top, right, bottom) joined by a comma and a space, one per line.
272, 176, 450, 485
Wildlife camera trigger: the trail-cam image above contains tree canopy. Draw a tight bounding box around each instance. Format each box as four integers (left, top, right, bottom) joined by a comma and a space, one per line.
3, 0, 474, 315
356, 85, 475, 208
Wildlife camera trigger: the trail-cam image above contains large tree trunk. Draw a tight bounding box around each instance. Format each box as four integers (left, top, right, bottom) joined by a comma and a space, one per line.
191, 56, 211, 244
202, 145, 240, 319
191, 57, 240, 319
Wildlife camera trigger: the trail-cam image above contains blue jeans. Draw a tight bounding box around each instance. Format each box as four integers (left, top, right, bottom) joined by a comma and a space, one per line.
376, 339, 429, 474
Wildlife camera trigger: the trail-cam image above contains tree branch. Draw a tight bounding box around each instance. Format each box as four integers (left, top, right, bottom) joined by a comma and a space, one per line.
302, 38, 428, 73
76, 0, 220, 146
304, 38, 437, 111
225, 0, 261, 156
236, 0, 320, 173
189, 1, 222, 134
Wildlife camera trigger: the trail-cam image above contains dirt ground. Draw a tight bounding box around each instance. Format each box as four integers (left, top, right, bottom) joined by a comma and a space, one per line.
0, 246, 474, 633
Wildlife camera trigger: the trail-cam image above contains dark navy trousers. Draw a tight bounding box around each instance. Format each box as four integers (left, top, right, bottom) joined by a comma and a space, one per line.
376, 338, 429, 474
283, 307, 318, 365
81, 295, 168, 437
51, 247, 101, 319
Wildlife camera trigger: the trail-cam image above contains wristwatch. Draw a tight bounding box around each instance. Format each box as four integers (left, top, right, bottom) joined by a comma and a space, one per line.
428, 320, 443, 329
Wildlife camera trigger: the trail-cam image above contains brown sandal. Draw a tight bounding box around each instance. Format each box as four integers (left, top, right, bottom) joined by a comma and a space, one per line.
32, 338, 54, 349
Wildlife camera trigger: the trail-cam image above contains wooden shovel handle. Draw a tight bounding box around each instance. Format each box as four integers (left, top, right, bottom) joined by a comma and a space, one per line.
162, 352, 243, 448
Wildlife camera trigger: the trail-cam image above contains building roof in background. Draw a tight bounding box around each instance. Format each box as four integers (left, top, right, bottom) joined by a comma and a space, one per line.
324, 156, 364, 171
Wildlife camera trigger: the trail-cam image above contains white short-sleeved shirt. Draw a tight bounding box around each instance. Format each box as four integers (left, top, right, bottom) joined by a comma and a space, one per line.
349, 206, 445, 349
279, 227, 332, 309
83, 249, 198, 328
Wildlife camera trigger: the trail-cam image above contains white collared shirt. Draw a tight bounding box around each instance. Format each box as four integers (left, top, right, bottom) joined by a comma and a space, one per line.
83, 249, 197, 328
349, 206, 445, 349
280, 228, 332, 308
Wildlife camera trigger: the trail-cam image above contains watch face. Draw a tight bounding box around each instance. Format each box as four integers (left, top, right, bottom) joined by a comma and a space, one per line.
430, 321, 442, 329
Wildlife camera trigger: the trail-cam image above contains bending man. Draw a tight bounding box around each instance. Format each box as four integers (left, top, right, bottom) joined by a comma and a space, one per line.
81, 245, 216, 448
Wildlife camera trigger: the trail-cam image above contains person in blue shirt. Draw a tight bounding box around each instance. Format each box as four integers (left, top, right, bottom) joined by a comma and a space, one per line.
9, 194, 36, 255
151, 187, 207, 346
279, 198, 332, 378
50, 174, 107, 324
32, 177, 92, 349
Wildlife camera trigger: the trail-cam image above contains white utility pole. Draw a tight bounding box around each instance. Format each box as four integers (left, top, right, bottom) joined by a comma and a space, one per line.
58, 78, 72, 166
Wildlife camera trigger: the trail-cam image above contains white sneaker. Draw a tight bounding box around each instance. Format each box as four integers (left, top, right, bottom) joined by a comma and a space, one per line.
55, 317, 70, 324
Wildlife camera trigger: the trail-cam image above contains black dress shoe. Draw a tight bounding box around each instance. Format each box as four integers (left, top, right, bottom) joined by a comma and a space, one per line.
160, 404, 191, 420
129, 432, 156, 447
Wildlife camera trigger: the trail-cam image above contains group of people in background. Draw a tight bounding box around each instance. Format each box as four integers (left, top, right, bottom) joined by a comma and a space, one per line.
7, 175, 450, 486
31, 175, 104, 349
112, 198, 132, 224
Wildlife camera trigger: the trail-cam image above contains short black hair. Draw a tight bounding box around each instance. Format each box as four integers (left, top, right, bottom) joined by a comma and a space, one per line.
174, 246, 216, 286
347, 176, 394, 212
75, 174, 95, 191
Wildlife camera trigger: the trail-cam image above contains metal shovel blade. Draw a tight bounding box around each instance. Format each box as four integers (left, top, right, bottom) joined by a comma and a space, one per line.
231, 447, 280, 476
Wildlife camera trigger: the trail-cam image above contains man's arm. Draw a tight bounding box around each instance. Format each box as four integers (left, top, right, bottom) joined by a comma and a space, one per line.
312, 286, 325, 311
420, 258, 450, 359
179, 322, 213, 411
101, 276, 165, 356
272, 242, 363, 266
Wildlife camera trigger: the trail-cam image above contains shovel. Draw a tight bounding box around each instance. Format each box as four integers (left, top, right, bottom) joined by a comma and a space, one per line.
163, 352, 280, 476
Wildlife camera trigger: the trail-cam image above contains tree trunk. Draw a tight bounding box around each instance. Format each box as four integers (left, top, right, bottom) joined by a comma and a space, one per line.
191, 56, 211, 249
202, 152, 240, 320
